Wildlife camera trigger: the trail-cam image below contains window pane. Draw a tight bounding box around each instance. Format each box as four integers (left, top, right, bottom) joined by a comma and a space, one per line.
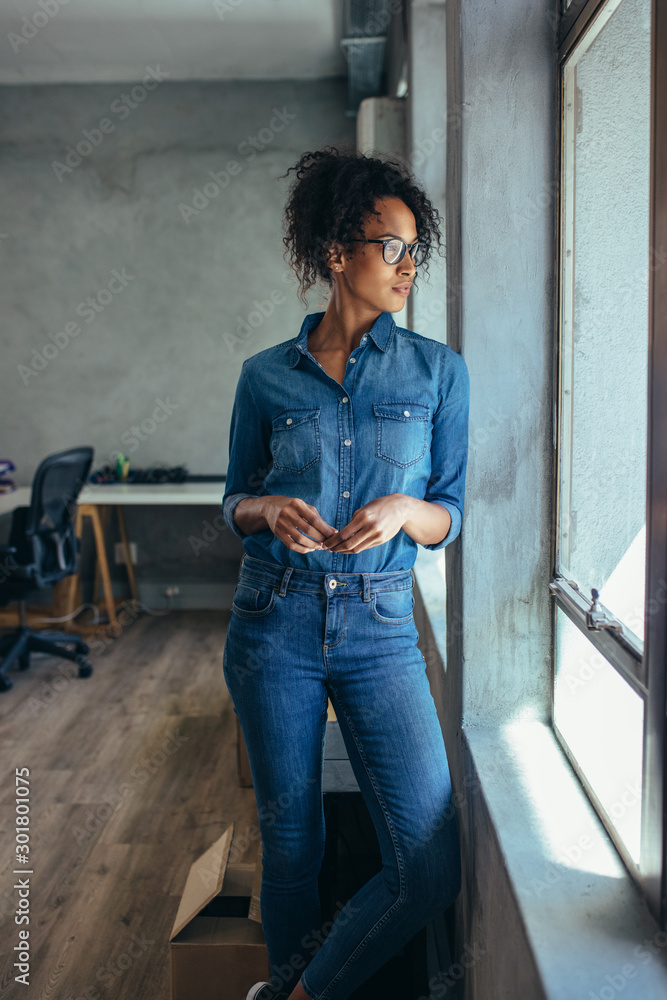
558, 0, 651, 643
554, 607, 644, 863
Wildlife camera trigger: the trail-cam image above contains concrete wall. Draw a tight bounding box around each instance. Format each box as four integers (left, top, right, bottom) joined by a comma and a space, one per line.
410, 0, 557, 995
0, 77, 355, 603
453, 0, 557, 984
454, 0, 556, 727
407, 0, 448, 346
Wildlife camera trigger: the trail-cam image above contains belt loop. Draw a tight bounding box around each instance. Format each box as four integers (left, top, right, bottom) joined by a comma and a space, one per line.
240, 553, 246, 569
362, 572, 370, 602
279, 566, 294, 597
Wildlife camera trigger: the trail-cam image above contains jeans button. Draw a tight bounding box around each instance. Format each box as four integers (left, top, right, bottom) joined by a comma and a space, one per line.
328, 580, 337, 589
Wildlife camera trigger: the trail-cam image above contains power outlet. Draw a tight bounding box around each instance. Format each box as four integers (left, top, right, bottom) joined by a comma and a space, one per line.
114, 542, 138, 565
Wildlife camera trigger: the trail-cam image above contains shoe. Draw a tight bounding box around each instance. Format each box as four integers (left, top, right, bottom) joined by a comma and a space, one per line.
246, 984, 271, 1000
245, 983, 289, 1000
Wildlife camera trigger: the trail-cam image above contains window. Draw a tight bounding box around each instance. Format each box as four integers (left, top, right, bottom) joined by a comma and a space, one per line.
552, 0, 667, 924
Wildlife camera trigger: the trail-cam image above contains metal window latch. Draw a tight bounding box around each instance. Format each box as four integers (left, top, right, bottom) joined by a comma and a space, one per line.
586, 588, 623, 632
548, 575, 580, 593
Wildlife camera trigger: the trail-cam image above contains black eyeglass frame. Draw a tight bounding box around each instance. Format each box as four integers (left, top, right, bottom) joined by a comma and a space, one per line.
349, 238, 430, 267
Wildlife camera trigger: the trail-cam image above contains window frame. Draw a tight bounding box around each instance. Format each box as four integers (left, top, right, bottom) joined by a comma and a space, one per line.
551, 0, 667, 926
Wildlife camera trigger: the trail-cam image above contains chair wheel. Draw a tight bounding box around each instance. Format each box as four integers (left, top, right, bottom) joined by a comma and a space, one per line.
0, 674, 13, 692
78, 661, 93, 678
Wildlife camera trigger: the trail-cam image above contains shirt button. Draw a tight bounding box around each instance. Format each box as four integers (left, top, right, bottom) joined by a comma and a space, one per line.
343, 491, 350, 498
342, 396, 349, 403
328, 579, 337, 589
344, 439, 351, 446
403, 410, 410, 417
286, 418, 293, 425
349, 357, 356, 363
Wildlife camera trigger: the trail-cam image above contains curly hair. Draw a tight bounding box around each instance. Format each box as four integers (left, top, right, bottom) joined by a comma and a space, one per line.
279, 143, 445, 305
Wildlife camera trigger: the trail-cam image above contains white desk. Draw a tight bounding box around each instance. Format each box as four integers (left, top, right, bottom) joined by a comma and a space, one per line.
0, 480, 227, 633
0, 481, 226, 517
0, 487, 30, 518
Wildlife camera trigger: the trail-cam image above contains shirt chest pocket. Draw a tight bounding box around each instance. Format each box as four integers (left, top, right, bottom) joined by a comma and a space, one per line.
270, 407, 321, 474
373, 401, 430, 468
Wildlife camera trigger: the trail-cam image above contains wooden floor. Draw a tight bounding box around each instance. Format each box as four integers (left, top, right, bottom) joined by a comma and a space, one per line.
0, 608, 258, 1000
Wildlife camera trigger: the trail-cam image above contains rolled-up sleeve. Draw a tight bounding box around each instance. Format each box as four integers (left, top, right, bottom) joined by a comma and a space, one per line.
222, 361, 272, 540
421, 347, 470, 550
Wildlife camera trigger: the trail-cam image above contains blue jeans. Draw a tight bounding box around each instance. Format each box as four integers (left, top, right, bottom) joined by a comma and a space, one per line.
222, 554, 461, 1000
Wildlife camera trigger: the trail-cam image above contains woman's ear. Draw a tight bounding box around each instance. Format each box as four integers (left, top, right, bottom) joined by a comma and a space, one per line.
324, 242, 344, 275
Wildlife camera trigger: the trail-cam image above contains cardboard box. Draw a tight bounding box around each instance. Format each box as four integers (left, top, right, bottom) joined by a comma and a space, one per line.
170, 823, 270, 1000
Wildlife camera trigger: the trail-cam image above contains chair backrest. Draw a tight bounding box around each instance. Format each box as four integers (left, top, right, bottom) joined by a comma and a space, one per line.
25, 447, 94, 538
26, 447, 94, 583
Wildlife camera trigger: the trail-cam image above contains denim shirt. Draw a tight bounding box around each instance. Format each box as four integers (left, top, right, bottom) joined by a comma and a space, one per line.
221, 309, 470, 573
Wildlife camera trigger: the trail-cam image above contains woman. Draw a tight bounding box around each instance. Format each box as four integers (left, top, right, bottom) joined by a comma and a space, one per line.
222, 144, 470, 1000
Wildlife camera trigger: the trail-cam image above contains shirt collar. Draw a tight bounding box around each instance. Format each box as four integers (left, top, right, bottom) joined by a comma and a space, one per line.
288, 310, 396, 368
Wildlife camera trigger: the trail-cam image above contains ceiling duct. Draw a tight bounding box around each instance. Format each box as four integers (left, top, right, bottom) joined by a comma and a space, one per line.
340, 0, 397, 116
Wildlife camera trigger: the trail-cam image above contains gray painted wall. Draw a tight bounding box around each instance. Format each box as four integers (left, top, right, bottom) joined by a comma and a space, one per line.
407, 0, 558, 996
456, 0, 556, 728
454, 0, 557, 983
0, 77, 355, 601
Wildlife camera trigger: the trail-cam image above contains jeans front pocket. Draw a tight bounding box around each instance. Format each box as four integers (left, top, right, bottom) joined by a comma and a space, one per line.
231, 580, 278, 618
370, 586, 415, 624
373, 401, 430, 468
271, 407, 321, 474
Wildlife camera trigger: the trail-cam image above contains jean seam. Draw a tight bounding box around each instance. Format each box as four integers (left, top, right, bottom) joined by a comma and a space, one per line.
313, 691, 407, 999
230, 589, 278, 618
323, 596, 347, 650
299, 972, 318, 1000
370, 606, 414, 626
318, 695, 328, 849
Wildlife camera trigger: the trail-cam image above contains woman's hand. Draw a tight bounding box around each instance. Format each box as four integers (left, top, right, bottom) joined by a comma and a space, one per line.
322, 494, 414, 554
262, 495, 337, 553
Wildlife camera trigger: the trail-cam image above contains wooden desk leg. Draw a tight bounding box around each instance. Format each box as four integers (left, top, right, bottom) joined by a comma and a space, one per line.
84, 504, 119, 630
115, 506, 139, 604
53, 506, 84, 633
91, 505, 109, 609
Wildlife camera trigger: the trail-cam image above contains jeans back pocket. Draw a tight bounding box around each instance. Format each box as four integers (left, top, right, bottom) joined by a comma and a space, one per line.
270, 407, 321, 473
373, 401, 430, 468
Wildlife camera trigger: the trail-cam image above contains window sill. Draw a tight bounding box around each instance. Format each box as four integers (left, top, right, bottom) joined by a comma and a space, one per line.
464, 719, 667, 999
412, 551, 667, 999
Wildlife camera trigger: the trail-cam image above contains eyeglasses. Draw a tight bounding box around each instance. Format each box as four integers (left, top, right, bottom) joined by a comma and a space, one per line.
350, 238, 429, 267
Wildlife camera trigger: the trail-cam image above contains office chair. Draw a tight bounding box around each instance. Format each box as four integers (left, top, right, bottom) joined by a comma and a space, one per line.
0, 446, 95, 692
